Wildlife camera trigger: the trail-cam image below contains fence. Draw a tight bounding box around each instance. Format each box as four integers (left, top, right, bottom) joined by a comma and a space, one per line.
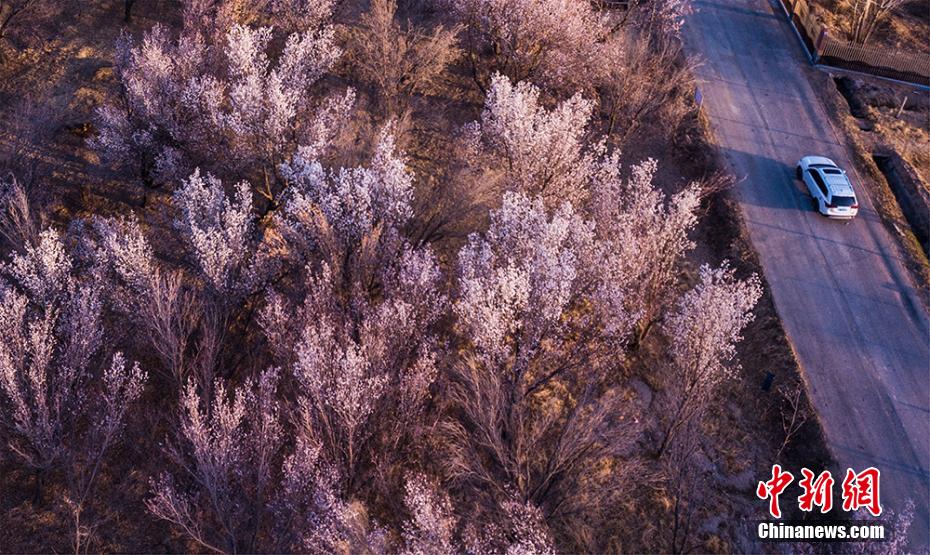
778, 0, 930, 86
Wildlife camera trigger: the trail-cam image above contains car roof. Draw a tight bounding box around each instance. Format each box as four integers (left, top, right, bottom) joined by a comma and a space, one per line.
822, 172, 855, 196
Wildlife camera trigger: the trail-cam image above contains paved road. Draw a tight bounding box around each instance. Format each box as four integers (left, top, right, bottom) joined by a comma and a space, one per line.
681, 0, 929, 547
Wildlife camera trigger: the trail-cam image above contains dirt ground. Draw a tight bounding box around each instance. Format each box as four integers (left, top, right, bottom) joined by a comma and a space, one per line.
833, 76, 930, 186
829, 72, 930, 258
0, 1, 180, 225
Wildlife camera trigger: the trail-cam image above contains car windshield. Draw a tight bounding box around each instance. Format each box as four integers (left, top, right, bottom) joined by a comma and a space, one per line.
833, 196, 856, 207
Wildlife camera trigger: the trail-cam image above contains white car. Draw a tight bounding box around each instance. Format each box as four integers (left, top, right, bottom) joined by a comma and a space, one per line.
796, 156, 859, 219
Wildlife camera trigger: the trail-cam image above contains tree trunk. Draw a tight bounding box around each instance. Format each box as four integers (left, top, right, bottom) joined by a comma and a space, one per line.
123, 0, 136, 23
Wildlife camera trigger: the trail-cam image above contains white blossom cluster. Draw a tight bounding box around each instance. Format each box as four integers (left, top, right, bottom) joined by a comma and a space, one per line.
263, 132, 446, 490
278, 131, 414, 248
455, 191, 594, 366
0, 227, 146, 479
664, 262, 763, 386
92, 7, 350, 190
173, 169, 255, 296
463, 73, 600, 206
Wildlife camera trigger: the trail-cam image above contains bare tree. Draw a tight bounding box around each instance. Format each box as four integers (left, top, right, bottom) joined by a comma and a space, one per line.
66, 353, 146, 553
446, 0, 619, 92
140, 270, 202, 384
848, 0, 905, 44
661, 424, 704, 554
348, 0, 460, 116
0, 175, 39, 252
773, 381, 811, 462
596, 30, 696, 145
181, 0, 333, 35
148, 371, 284, 554
92, 217, 207, 387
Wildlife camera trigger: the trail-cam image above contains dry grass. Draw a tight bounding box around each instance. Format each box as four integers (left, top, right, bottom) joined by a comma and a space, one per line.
834, 76, 930, 189
871, 110, 930, 186
813, 71, 930, 296
811, 0, 930, 54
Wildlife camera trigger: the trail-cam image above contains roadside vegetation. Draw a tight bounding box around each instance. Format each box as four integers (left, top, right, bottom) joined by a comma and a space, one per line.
0, 0, 834, 552
827, 73, 930, 269
810, 0, 929, 52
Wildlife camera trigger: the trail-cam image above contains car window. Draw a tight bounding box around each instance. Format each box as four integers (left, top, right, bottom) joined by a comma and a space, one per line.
832, 196, 856, 207
822, 168, 843, 175
807, 169, 828, 197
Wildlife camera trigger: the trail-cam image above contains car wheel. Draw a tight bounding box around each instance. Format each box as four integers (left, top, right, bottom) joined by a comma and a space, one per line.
812, 196, 820, 212
796, 166, 802, 180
